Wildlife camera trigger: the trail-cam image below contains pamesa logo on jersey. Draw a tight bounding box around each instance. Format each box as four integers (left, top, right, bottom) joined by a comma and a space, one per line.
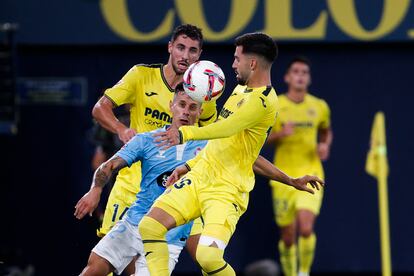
144, 107, 172, 127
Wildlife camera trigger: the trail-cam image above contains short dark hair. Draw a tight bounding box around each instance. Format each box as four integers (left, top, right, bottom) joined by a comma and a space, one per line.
174, 82, 185, 94
173, 82, 201, 106
286, 56, 311, 72
235, 32, 278, 63
171, 24, 203, 48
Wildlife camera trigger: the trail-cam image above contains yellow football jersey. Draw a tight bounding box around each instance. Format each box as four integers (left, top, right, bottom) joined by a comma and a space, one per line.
271, 93, 330, 177
104, 64, 217, 193
182, 85, 279, 193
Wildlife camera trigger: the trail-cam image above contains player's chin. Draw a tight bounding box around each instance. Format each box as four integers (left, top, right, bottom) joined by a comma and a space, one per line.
179, 119, 190, 125
177, 63, 188, 72
173, 65, 187, 75
237, 78, 246, 85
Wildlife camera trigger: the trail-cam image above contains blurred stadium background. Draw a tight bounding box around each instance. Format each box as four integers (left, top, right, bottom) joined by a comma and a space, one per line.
1, 0, 413, 275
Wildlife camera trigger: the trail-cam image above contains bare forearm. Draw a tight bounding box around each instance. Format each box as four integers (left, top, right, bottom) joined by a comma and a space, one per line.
92, 163, 112, 189
266, 131, 284, 145
92, 97, 126, 134
92, 156, 127, 189
319, 127, 333, 146
253, 155, 293, 186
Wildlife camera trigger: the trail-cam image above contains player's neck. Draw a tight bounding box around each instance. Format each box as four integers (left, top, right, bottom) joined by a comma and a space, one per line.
246, 70, 271, 88
163, 64, 183, 88
286, 88, 307, 103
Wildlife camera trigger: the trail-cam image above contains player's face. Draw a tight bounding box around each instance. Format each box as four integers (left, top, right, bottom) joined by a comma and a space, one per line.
170, 92, 202, 128
232, 46, 252, 85
285, 62, 311, 91
168, 34, 202, 75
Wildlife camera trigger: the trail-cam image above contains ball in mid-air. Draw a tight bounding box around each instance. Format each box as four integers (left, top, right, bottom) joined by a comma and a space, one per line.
183, 60, 225, 103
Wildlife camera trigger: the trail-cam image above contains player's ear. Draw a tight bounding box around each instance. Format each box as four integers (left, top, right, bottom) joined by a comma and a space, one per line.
284, 73, 290, 84
168, 41, 173, 54
250, 58, 257, 71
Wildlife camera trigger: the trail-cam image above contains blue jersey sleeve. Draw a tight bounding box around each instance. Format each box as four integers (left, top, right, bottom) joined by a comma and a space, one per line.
114, 134, 147, 166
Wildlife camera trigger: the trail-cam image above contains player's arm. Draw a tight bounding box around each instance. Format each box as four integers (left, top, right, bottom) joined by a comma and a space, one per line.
198, 100, 217, 126
165, 164, 190, 187
154, 93, 268, 148
92, 96, 135, 143
74, 155, 127, 219
93, 66, 139, 143
266, 122, 295, 144
318, 127, 333, 161
253, 155, 324, 194
75, 134, 145, 219
182, 95, 266, 141
317, 100, 333, 161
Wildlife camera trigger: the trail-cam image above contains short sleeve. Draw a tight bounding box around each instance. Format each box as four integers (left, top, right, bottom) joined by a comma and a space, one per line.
318, 99, 331, 129
104, 66, 139, 106
114, 134, 146, 166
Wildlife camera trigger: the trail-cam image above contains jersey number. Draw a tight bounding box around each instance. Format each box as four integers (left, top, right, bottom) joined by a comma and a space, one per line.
174, 177, 192, 189
111, 204, 129, 222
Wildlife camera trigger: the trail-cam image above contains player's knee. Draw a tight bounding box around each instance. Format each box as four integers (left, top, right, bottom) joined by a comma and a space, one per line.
281, 232, 295, 247
298, 221, 314, 237
196, 245, 226, 273
299, 227, 313, 237
138, 215, 167, 239
81, 262, 109, 276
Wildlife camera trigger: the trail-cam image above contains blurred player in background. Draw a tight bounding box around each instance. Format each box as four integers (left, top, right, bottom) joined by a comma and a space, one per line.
138, 33, 324, 276
266, 56, 333, 276
88, 24, 216, 274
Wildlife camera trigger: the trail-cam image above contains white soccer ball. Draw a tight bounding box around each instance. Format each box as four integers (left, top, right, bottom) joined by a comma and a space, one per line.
183, 60, 225, 103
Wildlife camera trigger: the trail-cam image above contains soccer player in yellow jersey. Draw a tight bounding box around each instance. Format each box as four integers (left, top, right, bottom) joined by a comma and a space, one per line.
138, 33, 324, 276
266, 56, 333, 276
86, 24, 217, 274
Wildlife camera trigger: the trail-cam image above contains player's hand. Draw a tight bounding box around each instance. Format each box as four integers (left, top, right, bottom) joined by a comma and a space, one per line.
117, 127, 136, 144
74, 187, 102, 219
317, 142, 330, 161
281, 121, 295, 137
165, 165, 189, 187
290, 175, 324, 194
153, 126, 180, 150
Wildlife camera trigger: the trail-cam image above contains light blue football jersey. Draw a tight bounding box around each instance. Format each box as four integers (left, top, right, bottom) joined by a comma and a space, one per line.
115, 126, 207, 247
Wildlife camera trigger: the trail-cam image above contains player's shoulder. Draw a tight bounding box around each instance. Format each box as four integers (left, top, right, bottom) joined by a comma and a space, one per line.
260, 86, 276, 96
231, 85, 246, 96
133, 128, 162, 141
307, 93, 329, 107
134, 63, 163, 69
259, 86, 278, 106
145, 126, 166, 137
132, 63, 163, 73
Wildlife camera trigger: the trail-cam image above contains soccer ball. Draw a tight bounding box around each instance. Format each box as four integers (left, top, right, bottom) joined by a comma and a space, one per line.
183, 60, 225, 103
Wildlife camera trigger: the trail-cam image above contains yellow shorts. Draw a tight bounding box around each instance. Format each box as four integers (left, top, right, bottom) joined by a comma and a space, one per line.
97, 164, 141, 237
153, 165, 247, 245
190, 217, 204, 236
270, 178, 324, 227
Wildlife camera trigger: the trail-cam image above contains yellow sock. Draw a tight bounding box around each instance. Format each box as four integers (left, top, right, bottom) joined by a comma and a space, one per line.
278, 240, 297, 276
196, 245, 235, 276
138, 216, 169, 276
298, 233, 316, 274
